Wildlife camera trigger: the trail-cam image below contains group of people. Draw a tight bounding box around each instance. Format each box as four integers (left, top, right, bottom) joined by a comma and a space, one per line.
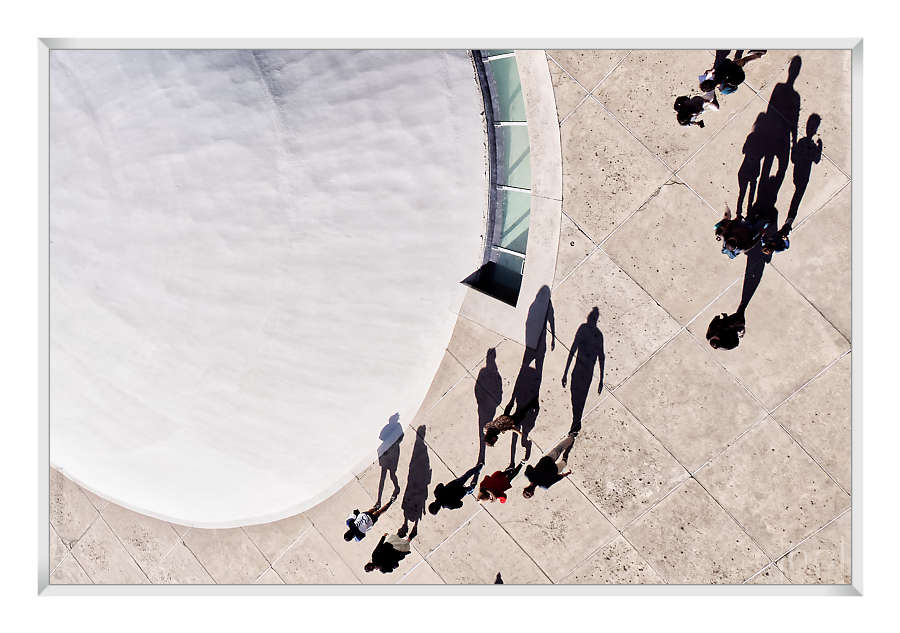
347, 405, 580, 575
701, 54, 820, 351
674, 50, 766, 128
343, 289, 591, 578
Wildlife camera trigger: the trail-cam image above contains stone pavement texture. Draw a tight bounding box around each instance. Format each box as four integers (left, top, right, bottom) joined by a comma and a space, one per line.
49, 49, 852, 585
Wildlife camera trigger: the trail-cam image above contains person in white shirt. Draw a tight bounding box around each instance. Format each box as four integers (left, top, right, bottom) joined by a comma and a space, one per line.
344, 493, 397, 542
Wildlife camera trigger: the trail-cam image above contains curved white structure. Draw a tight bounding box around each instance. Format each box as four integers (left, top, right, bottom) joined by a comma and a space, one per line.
49, 50, 487, 527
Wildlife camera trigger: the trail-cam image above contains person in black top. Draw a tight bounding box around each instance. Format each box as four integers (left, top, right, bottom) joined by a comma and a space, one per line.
523, 433, 576, 498
428, 463, 483, 515
674, 95, 715, 127
706, 310, 746, 350
700, 50, 766, 95
364, 525, 417, 574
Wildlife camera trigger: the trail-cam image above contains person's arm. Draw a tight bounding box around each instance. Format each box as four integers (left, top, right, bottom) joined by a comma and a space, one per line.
814, 138, 822, 163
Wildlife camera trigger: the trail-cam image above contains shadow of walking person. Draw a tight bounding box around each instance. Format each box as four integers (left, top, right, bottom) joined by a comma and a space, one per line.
561, 307, 605, 435
399, 425, 431, 538
503, 285, 555, 463
375, 414, 403, 506
760, 56, 802, 193
737, 113, 766, 215
784, 113, 823, 233
522, 284, 556, 379
475, 348, 502, 465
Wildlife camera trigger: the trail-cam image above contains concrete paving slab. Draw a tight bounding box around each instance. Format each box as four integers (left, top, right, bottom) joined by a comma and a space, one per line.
560, 98, 672, 244
624, 478, 769, 584
687, 267, 849, 410
615, 331, 766, 472
695, 418, 850, 558
566, 395, 688, 528
773, 353, 851, 492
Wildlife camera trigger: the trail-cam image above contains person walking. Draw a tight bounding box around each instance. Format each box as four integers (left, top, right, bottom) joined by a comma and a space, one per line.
476, 461, 526, 503
523, 434, 575, 498
483, 395, 539, 448
674, 95, 717, 127
364, 525, 417, 574
428, 463, 483, 515
700, 50, 766, 95
344, 493, 396, 542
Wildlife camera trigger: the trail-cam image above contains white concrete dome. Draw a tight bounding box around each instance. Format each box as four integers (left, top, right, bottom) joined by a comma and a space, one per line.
50, 49, 487, 527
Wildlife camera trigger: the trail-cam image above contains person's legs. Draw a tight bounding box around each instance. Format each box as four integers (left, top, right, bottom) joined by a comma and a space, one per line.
734, 51, 765, 67
545, 434, 575, 462
368, 494, 395, 521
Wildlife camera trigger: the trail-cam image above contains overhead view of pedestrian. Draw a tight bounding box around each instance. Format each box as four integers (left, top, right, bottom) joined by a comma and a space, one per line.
700, 50, 766, 95
428, 463, 483, 515
483, 395, 539, 447
674, 95, 716, 127
477, 461, 526, 503
364, 525, 417, 574
344, 493, 397, 542
523, 433, 575, 498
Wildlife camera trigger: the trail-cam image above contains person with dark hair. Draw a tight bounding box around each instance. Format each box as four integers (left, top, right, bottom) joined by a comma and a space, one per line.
706, 310, 746, 350
476, 461, 525, 504
523, 434, 575, 498
483, 395, 539, 448
428, 463, 483, 515
699, 50, 766, 95
343, 493, 396, 542
364, 525, 416, 574
715, 203, 769, 259
674, 95, 716, 127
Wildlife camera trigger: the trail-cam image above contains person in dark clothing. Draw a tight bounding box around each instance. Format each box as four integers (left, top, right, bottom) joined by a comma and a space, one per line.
700, 50, 766, 95
715, 203, 771, 259
674, 95, 716, 127
483, 395, 539, 447
706, 310, 746, 350
523, 434, 575, 498
428, 463, 483, 515
364, 525, 417, 574
477, 461, 525, 503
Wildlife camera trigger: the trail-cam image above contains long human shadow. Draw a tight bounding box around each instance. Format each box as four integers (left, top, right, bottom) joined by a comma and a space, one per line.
737, 56, 803, 215
561, 307, 605, 435
505, 285, 555, 463
375, 414, 403, 506
399, 425, 431, 538
712, 56, 824, 349
475, 348, 502, 465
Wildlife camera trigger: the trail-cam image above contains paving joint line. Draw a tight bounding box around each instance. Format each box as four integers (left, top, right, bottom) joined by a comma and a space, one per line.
770, 505, 851, 565
95, 511, 153, 583
179, 530, 220, 585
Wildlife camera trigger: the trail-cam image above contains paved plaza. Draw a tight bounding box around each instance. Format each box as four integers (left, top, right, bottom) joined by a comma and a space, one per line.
49, 49, 852, 585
